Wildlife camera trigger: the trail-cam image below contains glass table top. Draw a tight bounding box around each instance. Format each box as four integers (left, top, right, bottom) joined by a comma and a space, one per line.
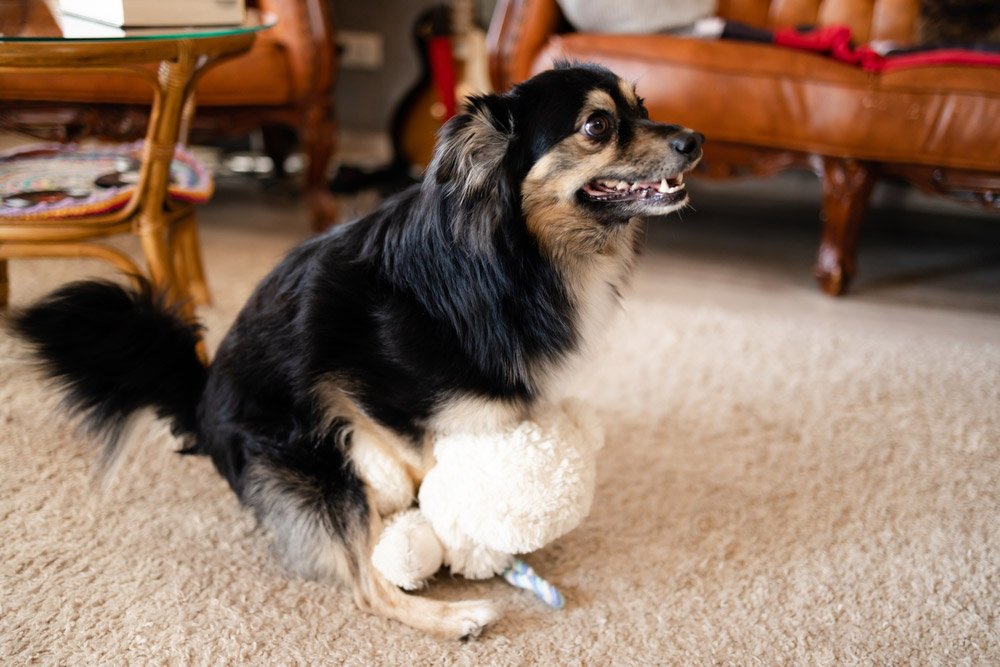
0, 0, 274, 42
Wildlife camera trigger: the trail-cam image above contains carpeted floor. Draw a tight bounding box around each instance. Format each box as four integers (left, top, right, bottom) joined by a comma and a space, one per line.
1, 190, 998, 664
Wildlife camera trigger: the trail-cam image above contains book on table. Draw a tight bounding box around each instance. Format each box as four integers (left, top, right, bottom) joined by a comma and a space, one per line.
58, 0, 246, 28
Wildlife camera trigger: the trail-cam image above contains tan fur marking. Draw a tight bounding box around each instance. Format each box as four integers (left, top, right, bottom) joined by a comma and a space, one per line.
520, 99, 693, 263
618, 79, 639, 107
522, 143, 636, 260
583, 89, 618, 121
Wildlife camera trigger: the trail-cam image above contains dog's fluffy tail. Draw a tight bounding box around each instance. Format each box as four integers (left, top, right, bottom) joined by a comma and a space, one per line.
12, 279, 207, 465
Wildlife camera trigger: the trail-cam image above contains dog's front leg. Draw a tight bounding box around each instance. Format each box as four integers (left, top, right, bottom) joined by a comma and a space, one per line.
348, 425, 422, 516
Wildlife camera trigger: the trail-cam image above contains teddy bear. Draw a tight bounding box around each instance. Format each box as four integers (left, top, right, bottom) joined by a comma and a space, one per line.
372, 400, 604, 598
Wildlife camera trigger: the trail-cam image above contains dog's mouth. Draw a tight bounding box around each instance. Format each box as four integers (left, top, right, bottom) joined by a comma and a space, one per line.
580, 174, 687, 207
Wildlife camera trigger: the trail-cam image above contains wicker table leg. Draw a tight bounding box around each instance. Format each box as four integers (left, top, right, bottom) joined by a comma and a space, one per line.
171, 211, 211, 306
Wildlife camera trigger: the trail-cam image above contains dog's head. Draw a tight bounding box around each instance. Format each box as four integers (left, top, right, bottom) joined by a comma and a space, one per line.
427, 62, 703, 256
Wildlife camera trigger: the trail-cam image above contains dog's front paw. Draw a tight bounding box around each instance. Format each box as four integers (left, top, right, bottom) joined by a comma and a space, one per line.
349, 435, 416, 515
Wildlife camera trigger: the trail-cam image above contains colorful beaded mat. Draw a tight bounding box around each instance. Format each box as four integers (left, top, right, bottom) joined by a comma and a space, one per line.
0, 142, 212, 219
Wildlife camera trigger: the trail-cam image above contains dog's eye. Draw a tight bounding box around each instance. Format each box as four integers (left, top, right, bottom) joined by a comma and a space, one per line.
582, 113, 613, 139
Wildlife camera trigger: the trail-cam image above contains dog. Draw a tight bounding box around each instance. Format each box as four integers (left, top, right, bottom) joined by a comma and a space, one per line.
12, 62, 702, 639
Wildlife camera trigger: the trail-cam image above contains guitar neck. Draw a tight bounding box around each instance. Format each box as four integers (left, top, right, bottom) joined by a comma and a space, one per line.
450, 0, 491, 96
451, 0, 474, 39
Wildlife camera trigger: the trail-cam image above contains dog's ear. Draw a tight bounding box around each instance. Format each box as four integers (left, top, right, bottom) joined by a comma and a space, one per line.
428, 93, 515, 207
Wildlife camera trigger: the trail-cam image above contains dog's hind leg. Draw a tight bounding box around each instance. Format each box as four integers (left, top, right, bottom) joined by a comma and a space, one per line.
242, 454, 499, 639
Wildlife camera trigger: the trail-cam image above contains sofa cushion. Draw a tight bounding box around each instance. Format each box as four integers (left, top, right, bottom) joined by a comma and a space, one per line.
557, 0, 717, 33
0, 31, 292, 107
534, 33, 1000, 171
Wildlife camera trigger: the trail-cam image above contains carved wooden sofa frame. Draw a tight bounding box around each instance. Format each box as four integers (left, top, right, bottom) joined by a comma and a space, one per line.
487, 0, 1000, 294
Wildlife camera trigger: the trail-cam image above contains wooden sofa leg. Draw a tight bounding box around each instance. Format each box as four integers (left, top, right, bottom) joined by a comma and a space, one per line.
814, 158, 876, 296
302, 100, 338, 232
0, 258, 8, 307
261, 124, 296, 178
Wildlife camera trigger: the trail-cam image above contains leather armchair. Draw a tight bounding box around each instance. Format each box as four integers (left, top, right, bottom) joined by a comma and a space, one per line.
0, 0, 338, 230
488, 0, 1000, 294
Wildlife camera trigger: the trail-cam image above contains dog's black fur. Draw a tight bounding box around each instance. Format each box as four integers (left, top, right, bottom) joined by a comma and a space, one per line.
12, 63, 702, 638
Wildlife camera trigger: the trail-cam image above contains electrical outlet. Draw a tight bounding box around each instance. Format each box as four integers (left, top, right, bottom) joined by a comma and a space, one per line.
339, 31, 385, 70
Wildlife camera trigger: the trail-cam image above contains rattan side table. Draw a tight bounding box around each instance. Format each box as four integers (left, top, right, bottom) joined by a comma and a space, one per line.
0, 3, 274, 318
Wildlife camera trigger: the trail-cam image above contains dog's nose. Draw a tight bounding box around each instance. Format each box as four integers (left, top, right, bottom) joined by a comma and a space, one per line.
670, 131, 703, 156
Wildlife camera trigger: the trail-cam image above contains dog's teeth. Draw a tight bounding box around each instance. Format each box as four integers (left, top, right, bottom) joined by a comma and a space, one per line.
630, 182, 639, 191
659, 178, 669, 193
677, 174, 684, 185
616, 181, 628, 191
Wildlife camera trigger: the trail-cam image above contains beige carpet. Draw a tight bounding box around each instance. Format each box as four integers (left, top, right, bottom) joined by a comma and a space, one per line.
2, 208, 999, 664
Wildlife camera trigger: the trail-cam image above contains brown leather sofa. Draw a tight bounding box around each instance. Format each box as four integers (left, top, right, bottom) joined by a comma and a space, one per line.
488, 0, 1000, 294
0, 0, 337, 230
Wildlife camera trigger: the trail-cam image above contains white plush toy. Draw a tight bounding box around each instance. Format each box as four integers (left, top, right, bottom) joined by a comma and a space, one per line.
372, 400, 603, 606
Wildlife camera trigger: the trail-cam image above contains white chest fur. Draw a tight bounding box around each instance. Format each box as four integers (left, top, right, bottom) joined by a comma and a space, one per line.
543, 227, 638, 396
427, 223, 639, 432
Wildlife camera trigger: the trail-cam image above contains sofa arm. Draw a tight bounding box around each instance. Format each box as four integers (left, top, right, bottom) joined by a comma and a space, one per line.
487, 0, 564, 91
256, 0, 336, 102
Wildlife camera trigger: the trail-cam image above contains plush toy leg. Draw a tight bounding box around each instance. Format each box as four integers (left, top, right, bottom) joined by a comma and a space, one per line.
444, 539, 515, 580
372, 508, 445, 590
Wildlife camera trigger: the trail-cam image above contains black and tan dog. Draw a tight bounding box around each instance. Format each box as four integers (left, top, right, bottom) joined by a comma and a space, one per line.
13, 63, 702, 638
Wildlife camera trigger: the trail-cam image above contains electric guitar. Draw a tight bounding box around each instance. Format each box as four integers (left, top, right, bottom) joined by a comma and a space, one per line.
396, 0, 492, 171
329, 1, 492, 193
